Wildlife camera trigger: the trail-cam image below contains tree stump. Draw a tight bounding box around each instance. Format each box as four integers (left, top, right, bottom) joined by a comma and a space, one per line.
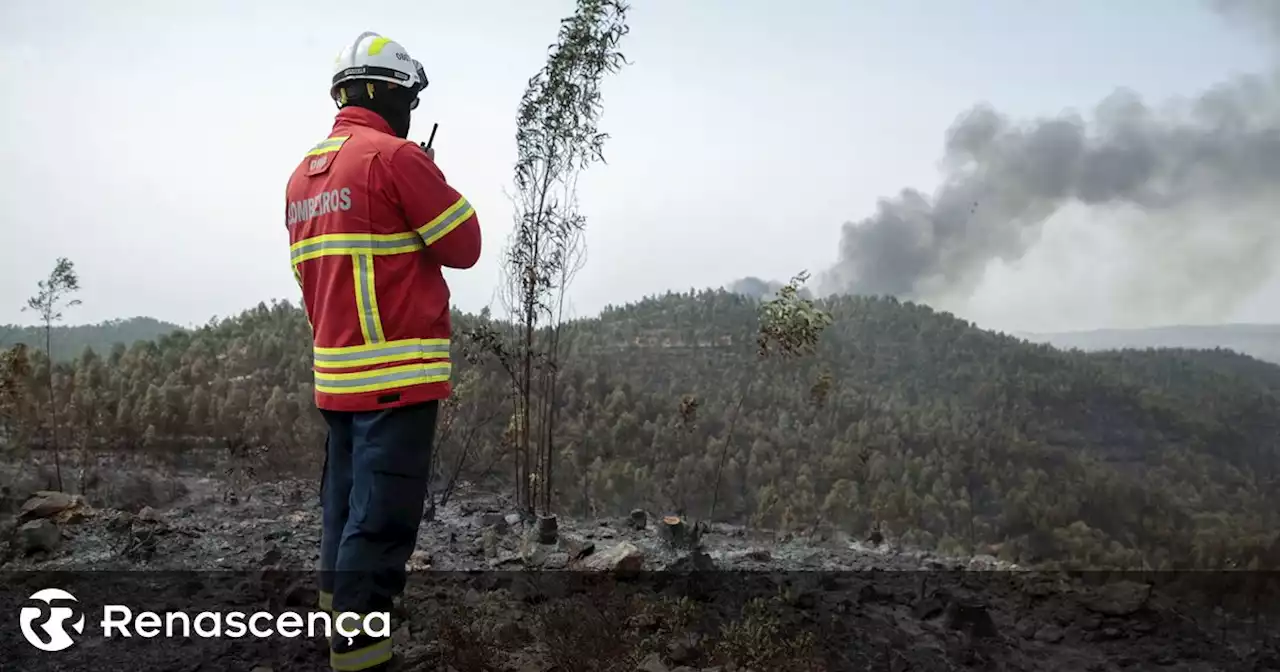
536, 514, 559, 545
628, 509, 648, 530
659, 515, 693, 548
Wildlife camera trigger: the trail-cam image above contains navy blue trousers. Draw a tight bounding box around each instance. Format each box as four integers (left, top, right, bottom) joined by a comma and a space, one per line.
318, 400, 438, 614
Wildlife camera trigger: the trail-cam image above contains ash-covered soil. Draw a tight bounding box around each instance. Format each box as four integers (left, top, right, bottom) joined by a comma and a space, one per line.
0, 468, 1277, 672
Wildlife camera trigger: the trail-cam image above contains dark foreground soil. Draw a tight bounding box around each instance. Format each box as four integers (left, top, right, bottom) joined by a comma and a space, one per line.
0, 468, 1277, 671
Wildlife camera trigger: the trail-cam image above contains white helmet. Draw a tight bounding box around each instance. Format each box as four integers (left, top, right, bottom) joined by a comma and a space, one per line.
331, 31, 428, 102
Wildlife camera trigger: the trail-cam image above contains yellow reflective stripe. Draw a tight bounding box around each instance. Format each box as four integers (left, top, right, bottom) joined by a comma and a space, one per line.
352, 254, 385, 344
367, 36, 392, 56
306, 136, 349, 157
330, 638, 393, 671
313, 338, 450, 356
291, 231, 421, 251
290, 232, 423, 265
416, 197, 474, 246
314, 338, 450, 370
364, 257, 386, 343
314, 362, 452, 395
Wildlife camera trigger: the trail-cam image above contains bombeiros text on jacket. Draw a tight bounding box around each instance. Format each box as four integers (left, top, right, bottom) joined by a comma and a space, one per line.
287, 187, 353, 227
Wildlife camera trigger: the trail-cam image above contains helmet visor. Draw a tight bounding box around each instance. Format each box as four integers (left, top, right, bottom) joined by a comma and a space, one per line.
412, 60, 428, 93
409, 59, 427, 110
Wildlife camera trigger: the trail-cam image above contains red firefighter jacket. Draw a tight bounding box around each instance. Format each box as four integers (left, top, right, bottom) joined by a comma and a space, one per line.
285, 107, 481, 412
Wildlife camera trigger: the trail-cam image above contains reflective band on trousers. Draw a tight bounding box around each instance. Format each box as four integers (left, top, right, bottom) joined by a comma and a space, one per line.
417, 197, 474, 246
314, 338, 450, 369
314, 362, 451, 395
307, 136, 350, 156
290, 232, 423, 265
352, 254, 385, 344
331, 638, 393, 671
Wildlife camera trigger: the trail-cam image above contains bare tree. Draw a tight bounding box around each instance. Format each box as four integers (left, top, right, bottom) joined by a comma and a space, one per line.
663, 393, 700, 514
493, 0, 630, 514
23, 257, 81, 492
428, 366, 505, 513
708, 271, 833, 522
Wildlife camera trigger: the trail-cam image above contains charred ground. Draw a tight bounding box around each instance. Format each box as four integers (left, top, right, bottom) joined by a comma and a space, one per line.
0, 467, 1277, 672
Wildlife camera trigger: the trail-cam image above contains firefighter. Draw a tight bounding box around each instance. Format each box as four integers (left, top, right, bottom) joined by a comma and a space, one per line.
285, 31, 481, 671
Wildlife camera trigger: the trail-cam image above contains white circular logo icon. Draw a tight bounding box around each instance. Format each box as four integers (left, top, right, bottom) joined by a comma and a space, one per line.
20, 588, 86, 651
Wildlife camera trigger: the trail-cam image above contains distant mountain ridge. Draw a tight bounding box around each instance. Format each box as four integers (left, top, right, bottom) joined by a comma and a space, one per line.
0, 317, 184, 360
1018, 323, 1280, 365
8, 313, 1278, 367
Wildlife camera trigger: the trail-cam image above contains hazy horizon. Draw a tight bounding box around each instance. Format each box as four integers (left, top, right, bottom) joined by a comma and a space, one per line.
6, 305, 1278, 336
4, 0, 1279, 335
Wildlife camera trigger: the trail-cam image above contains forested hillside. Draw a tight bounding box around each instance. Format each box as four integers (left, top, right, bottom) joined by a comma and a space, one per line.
2, 291, 1278, 570
1022, 324, 1280, 366
0, 317, 182, 361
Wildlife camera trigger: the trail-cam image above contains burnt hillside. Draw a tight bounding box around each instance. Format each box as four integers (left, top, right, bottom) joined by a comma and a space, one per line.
2, 290, 1278, 570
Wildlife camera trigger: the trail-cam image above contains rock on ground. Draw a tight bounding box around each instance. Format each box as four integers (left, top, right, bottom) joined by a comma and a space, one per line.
582, 541, 644, 571
19, 491, 77, 520
18, 518, 61, 554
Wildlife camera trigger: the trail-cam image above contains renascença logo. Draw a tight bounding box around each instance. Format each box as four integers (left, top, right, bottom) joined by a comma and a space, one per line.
17, 587, 389, 650
20, 588, 86, 652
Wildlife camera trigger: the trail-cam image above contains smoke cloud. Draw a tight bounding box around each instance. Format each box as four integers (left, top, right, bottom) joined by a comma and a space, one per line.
818, 1, 1280, 319
1214, 0, 1280, 41
725, 276, 814, 301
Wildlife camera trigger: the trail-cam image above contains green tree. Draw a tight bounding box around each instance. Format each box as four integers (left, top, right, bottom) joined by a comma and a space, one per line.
709, 271, 833, 521
23, 257, 82, 491
494, 0, 631, 514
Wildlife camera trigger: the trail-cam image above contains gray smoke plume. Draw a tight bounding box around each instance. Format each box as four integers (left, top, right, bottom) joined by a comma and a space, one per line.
1214, 0, 1280, 40
819, 1, 1280, 318
726, 276, 814, 301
